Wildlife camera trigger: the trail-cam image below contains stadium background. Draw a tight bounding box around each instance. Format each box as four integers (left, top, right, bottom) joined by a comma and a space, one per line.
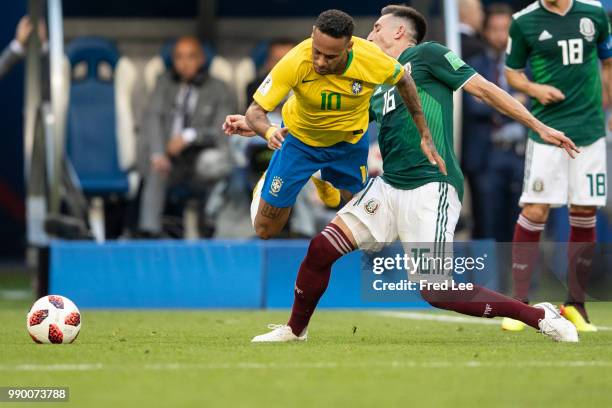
0, 2, 611, 407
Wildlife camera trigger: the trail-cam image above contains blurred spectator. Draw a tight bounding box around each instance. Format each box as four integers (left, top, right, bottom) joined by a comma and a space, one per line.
458, 0, 486, 60
246, 38, 296, 107
463, 3, 526, 241
137, 36, 235, 238
0, 16, 45, 78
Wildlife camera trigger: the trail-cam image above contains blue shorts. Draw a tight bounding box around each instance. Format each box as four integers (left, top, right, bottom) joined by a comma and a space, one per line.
261, 132, 369, 208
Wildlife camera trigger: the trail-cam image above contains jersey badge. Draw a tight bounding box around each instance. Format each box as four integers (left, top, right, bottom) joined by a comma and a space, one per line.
538, 30, 553, 41
364, 198, 380, 215
532, 178, 544, 193
258, 74, 273, 96
443, 51, 465, 71
351, 80, 363, 95
270, 176, 284, 196
580, 18, 596, 42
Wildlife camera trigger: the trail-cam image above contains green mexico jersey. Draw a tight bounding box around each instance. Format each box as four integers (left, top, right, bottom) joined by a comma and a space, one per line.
506, 0, 612, 146
370, 42, 476, 202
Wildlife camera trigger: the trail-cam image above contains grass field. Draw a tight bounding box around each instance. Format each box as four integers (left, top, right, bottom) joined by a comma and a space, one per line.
1, 294, 612, 408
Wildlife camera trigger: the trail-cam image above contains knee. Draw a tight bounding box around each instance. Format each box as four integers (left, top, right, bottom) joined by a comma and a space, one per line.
522, 204, 550, 223
254, 222, 275, 240
569, 205, 596, 216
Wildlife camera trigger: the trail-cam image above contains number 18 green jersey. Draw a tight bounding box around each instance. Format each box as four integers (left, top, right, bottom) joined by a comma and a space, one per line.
506, 0, 612, 146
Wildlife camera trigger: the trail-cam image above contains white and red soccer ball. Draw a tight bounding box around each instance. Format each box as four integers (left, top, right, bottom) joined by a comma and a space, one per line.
26, 295, 81, 344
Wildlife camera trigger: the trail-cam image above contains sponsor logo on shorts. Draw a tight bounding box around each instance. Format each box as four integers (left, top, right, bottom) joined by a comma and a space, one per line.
351, 80, 363, 95
532, 178, 544, 193
580, 17, 595, 42
364, 198, 380, 214
270, 176, 283, 196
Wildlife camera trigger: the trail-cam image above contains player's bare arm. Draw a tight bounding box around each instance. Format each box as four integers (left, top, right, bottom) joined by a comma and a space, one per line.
505, 68, 565, 106
222, 114, 256, 137
601, 58, 612, 130
464, 74, 578, 157
395, 71, 447, 175
245, 101, 289, 150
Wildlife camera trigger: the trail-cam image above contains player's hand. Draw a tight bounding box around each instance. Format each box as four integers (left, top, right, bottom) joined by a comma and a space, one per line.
607, 115, 612, 131
166, 135, 186, 157
222, 114, 256, 137
537, 125, 580, 158
15, 16, 33, 47
151, 154, 171, 174
420, 134, 447, 176
268, 127, 289, 150
532, 84, 565, 105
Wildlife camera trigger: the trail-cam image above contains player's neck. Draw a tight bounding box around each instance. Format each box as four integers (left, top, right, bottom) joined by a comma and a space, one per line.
389, 40, 416, 60
541, 0, 573, 15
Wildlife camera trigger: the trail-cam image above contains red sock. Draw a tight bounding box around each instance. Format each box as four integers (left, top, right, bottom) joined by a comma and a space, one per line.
566, 211, 596, 321
511, 214, 545, 302
287, 224, 355, 336
420, 284, 545, 329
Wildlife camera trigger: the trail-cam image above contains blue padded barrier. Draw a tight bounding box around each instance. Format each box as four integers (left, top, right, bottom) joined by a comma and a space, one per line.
50, 240, 498, 309
50, 240, 264, 308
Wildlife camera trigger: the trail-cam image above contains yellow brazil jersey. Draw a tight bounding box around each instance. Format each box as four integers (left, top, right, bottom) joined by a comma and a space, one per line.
253, 37, 405, 147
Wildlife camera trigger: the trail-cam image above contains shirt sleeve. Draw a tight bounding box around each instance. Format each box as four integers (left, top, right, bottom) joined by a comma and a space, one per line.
423, 43, 477, 91
506, 19, 530, 70
252, 50, 299, 111
597, 8, 612, 60
361, 41, 405, 85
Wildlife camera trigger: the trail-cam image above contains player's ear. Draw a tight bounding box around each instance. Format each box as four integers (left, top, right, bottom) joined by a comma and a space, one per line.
395, 24, 405, 40
311, 26, 316, 38
347, 39, 354, 52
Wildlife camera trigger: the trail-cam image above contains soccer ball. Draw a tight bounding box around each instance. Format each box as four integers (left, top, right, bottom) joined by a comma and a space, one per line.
26, 295, 81, 344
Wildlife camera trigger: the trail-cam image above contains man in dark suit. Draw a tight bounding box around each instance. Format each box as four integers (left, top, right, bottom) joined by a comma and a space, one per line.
138, 36, 235, 237
459, 0, 486, 60
463, 3, 527, 241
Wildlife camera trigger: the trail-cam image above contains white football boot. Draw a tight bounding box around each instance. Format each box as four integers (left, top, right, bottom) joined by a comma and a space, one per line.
534, 302, 579, 343
251, 324, 307, 343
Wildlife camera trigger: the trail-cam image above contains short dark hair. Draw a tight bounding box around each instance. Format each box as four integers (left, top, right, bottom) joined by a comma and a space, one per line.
314, 9, 355, 39
381, 4, 427, 44
484, 3, 513, 28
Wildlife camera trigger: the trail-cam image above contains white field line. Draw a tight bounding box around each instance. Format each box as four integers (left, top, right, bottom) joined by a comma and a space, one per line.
1, 360, 611, 372
375, 311, 612, 331
0, 289, 31, 300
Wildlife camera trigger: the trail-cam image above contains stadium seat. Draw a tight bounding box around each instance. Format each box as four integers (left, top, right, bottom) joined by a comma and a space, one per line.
65, 37, 138, 240
143, 40, 233, 93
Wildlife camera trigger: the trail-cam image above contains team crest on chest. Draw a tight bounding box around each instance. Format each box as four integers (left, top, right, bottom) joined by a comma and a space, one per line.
351, 80, 363, 95
364, 198, 380, 214
579, 18, 596, 42
270, 176, 283, 195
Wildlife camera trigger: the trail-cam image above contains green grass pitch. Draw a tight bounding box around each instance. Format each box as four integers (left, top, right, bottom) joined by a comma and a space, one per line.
1, 297, 611, 407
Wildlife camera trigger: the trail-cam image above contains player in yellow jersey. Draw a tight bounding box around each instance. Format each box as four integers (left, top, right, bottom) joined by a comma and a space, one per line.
225, 9, 444, 239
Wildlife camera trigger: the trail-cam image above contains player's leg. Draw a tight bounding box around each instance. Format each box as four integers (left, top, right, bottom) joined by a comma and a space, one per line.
502, 139, 568, 330
252, 177, 396, 342
398, 182, 577, 342
563, 137, 606, 331
252, 135, 320, 239
251, 216, 359, 342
